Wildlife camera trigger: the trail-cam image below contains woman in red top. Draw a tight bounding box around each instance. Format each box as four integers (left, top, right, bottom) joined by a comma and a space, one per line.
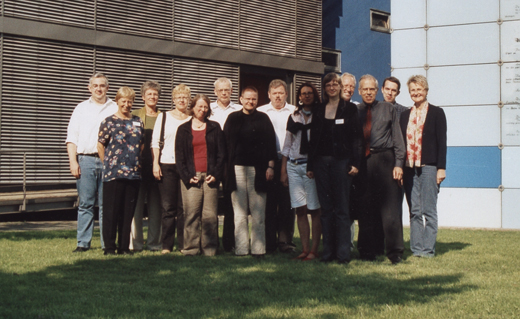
175, 94, 226, 256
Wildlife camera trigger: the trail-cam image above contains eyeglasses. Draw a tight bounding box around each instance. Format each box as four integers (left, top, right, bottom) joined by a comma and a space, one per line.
325, 83, 340, 89
361, 88, 377, 93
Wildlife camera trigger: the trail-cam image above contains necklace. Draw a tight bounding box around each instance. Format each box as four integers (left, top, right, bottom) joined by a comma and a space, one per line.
302, 109, 312, 116
193, 120, 206, 129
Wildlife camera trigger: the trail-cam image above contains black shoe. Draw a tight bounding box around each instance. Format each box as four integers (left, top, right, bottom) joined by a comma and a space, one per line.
73, 247, 89, 253
279, 242, 296, 253
104, 250, 116, 255
252, 254, 265, 259
118, 250, 134, 256
390, 256, 402, 265
337, 259, 350, 265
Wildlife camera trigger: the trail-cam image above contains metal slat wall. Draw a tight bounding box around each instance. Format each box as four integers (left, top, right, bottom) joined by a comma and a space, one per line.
1, 36, 94, 183
173, 58, 239, 104
296, 0, 322, 61
3, 0, 95, 28
240, 0, 297, 57
95, 49, 174, 111
174, 0, 239, 49
294, 73, 322, 100
96, 0, 173, 40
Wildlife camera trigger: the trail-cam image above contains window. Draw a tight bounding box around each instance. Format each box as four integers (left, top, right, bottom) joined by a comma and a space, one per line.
370, 9, 391, 33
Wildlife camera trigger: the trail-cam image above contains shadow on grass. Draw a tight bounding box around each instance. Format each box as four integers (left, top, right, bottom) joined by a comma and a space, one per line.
0, 230, 78, 241
435, 241, 472, 256
0, 253, 476, 318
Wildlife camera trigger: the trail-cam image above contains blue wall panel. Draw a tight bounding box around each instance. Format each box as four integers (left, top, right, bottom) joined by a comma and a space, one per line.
443, 146, 501, 188
323, 0, 391, 102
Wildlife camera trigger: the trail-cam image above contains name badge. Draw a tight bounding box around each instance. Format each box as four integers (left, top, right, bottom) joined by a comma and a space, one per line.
335, 119, 344, 125
133, 121, 140, 127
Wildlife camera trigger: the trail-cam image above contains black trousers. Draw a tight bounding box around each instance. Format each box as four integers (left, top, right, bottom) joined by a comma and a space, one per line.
103, 179, 140, 252
357, 149, 404, 260
265, 159, 295, 252
219, 188, 235, 252
158, 164, 184, 251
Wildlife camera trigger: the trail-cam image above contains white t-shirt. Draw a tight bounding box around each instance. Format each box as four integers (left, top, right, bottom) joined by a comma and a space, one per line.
151, 112, 191, 164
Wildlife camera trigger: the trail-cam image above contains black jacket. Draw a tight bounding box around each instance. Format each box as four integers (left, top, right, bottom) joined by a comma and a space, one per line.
223, 110, 277, 192
400, 104, 447, 169
307, 99, 363, 172
175, 119, 226, 189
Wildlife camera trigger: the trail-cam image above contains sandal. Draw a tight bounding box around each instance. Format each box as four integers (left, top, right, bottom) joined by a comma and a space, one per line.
302, 252, 318, 261
292, 251, 309, 260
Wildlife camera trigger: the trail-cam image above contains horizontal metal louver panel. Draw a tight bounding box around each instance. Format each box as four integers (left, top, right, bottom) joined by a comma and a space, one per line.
173, 58, 239, 104
96, 0, 173, 40
294, 73, 322, 100
174, 0, 239, 49
296, 0, 322, 61
240, 0, 297, 57
1, 36, 94, 184
3, 0, 95, 28
95, 49, 174, 111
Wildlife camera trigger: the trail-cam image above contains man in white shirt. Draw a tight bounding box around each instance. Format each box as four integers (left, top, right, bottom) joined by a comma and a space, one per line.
209, 77, 242, 252
66, 73, 117, 252
209, 78, 242, 129
258, 79, 296, 253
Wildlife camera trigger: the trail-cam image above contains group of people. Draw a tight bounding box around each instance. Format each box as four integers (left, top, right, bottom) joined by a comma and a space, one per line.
66, 71, 446, 263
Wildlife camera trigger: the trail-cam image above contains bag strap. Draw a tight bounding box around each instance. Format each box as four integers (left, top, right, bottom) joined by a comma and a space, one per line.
159, 111, 167, 157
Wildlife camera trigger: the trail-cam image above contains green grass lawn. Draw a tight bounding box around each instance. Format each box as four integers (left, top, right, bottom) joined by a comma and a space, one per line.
0, 226, 519, 318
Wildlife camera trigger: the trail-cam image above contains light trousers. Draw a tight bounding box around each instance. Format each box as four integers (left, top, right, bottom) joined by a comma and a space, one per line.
180, 172, 219, 256
231, 165, 266, 255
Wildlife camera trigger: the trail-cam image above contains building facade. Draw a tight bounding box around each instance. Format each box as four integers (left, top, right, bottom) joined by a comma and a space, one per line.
391, 0, 520, 229
0, 0, 323, 188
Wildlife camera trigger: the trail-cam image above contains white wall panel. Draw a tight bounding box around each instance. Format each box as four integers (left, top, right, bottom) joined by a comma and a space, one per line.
390, 0, 425, 30
501, 21, 520, 62
427, 0, 499, 26
392, 67, 426, 107
443, 105, 499, 147
428, 64, 500, 106
501, 62, 520, 105
437, 188, 501, 228
427, 24, 499, 66
501, 0, 520, 21
501, 189, 520, 229
391, 29, 426, 68
501, 147, 520, 188
501, 104, 520, 146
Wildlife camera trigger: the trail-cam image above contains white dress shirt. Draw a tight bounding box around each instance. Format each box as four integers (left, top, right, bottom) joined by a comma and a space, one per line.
209, 101, 242, 129
257, 102, 296, 156
65, 97, 118, 154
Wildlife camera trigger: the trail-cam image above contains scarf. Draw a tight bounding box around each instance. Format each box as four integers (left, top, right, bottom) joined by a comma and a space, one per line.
286, 114, 311, 155
406, 103, 429, 167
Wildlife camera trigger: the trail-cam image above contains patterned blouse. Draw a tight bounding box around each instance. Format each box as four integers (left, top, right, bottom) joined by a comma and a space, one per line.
98, 115, 144, 182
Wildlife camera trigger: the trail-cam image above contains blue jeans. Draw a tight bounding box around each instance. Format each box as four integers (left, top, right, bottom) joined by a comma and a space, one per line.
404, 165, 438, 257
314, 156, 352, 263
76, 155, 104, 249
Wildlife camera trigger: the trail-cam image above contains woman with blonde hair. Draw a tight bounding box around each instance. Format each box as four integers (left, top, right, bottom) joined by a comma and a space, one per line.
400, 75, 447, 258
151, 84, 192, 254
97, 86, 144, 255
